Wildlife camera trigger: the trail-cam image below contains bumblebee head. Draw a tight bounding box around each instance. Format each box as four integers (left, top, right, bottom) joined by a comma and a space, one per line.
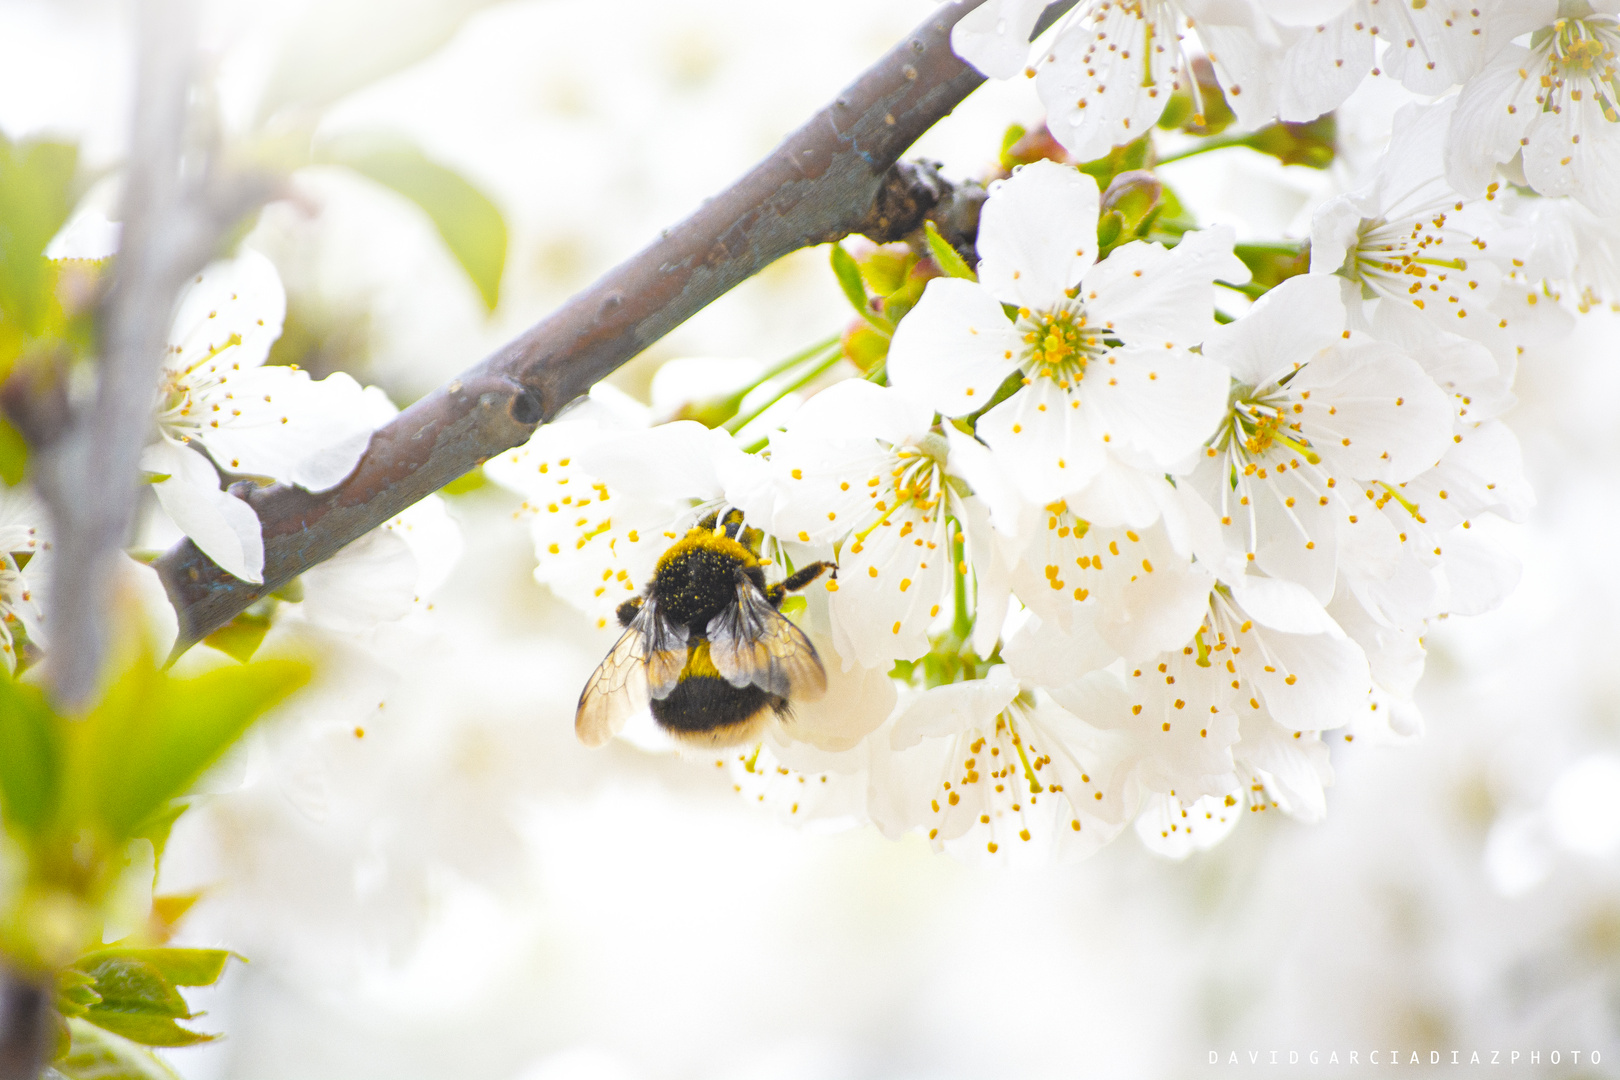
696, 506, 763, 554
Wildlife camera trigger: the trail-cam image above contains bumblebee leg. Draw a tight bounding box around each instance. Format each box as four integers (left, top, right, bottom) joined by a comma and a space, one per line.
696, 509, 720, 532
615, 596, 643, 628
768, 560, 836, 606
719, 507, 746, 538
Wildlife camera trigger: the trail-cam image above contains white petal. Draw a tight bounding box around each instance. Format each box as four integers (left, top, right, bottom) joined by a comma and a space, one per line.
1275, 15, 1373, 122
1229, 575, 1339, 635
1096, 556, 1214, 663
196, 368, 393, 491
1081, 346, 1230, 471
976, 161, 1101, 309
1445, 45, 1538, 198
829, 505, 950, 666
1085, 226, 1247, 350
144, 441, 265, 584
1135, 791, 1242, 858
1293, 339, 1454, 484
574, 421, 729, 503
951, 0, 1048, 79
1437, 525, 1520, 616
1204, 273, 1346, 388
1037, 7, 1177, 162
780, 378, 933, 447
298, 527, 416, 632
166, 248, 286, 378
944, 425, 1025, 538
1245, 625, 1370, 732
887, 278, 1023, 418
890, 666, 1020, 750
1308, 197, 1362, 279
978, 381, 1105, 503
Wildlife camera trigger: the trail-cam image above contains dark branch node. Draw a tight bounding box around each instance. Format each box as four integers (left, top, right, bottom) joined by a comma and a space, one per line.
852, 159, 951, 244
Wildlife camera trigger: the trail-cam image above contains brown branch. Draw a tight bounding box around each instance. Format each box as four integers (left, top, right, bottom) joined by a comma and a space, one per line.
156, 0, 1077, 650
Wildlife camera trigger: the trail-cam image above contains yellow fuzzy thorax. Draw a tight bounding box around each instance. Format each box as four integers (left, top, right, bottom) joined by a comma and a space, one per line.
654, 526, 759, 575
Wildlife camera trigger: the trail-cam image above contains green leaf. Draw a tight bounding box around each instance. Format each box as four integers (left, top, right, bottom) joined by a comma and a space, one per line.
0, 673, 62, 838
54, 1019, 184, 1080
56, 968, 101, 1018
85, 659, 310, 840
922, 221, 976, 282
77, 949, 233, 989
0, 415, 28, 485
77, 1010, 214, 1050
0, 136, 78, 340
829, 244, 874, 321
257, 0, 502, 119
133, 801, 187, 865
319, 133, 507, 310
75, 958, 188, 1018
72, 956, 217, 1049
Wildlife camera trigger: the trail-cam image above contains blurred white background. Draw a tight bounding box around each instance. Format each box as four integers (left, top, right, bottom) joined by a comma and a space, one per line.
5, 0, 1620, 1075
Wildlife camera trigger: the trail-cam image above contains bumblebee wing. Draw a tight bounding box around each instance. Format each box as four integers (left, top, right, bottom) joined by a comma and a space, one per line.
575, 599, 688, 745
575, 623, 649, 747
641, 598, 690, 701
708, 581, 827, 702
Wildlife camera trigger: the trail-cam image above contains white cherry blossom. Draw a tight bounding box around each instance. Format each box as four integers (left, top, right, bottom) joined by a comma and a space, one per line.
767, 379, 1015, 668
887, 160, 1242, 511
1189, 273, 1455, 601
954, 1, 1283, 161
1270, 0, 1551, 122
1446, 6, 1620, 215
143, 250, 393, 583
1008, 496, 1215, 663
871, 664, 1129, 863
1311, 100, 1514, 347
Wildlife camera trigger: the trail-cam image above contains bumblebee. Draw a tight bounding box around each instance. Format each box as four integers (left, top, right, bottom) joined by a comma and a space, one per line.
575, 509, 836, 748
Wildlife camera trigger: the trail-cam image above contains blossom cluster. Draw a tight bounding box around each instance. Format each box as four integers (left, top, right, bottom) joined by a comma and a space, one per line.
16, 230, 464, 663
479, 0, 1620, 864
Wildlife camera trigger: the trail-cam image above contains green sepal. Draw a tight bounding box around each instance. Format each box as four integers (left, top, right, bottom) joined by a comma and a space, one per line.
1238, 115, 1337, 170
202, 607, 273, 663
76, 948, 234, 988
1234, 240, 1311, 295
841, 323, 890, 374
997, 123, 1028, 173
55, 968, 101, 1018
54, 1018, 185, 1079
829, 244, 878, 324
1077, 135, 1152, 192
922, 221, 976, 282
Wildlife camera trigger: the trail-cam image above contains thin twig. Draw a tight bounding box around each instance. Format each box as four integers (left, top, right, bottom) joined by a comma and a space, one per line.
31, 0, 220, 708
156, 0, 1079, 650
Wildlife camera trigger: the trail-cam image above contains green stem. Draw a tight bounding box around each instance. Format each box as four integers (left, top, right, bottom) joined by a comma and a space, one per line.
1155, 133, 1250, 166
723, 345, 844, 435
706, 333, 842, 422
